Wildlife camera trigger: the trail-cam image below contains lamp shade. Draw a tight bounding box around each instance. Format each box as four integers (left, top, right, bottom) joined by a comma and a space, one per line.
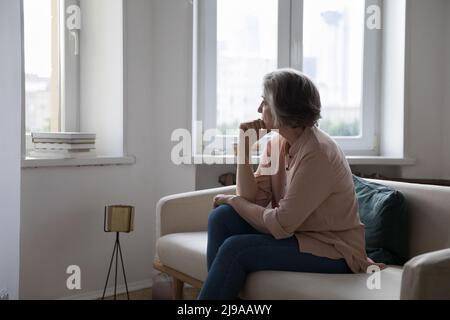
104, 205, 135, 233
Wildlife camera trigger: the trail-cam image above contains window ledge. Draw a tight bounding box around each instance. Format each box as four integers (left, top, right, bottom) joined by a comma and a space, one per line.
346, 156, 416, 166
22, 155, 136, 169
192, 155, 416, 166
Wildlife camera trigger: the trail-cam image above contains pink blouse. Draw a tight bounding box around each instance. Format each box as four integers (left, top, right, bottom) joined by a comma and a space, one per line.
238, 126, 378, 273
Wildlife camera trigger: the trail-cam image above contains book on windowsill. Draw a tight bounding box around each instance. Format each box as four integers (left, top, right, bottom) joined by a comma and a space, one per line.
34, 143, 96, 150
31, 132, 96, 141
32, 138, 96, 144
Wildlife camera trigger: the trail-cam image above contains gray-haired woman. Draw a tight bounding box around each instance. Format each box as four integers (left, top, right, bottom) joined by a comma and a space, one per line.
198, 68, 384, 300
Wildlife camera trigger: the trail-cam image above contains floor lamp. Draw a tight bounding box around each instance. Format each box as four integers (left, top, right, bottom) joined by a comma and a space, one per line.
101, 205, 135, 300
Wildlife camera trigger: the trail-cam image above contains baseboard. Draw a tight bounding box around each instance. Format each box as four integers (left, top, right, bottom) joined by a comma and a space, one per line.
60, 279, 153, 300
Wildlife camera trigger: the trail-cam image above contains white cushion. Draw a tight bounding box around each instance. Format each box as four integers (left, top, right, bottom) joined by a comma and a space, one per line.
156, 232, 403, 300
241, 268, 403, 300
156, 232, 208, 282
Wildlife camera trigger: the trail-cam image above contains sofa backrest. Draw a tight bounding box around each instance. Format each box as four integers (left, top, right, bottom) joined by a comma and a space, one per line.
368, 179, 450, 259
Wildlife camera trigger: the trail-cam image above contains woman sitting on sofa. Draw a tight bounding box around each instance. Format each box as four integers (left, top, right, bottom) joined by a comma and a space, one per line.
198, 68, 384, 300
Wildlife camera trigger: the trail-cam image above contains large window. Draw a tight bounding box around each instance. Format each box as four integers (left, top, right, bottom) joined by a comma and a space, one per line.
23, 0, 125, 158
194, 0, 381, 155
24, 0, 82, 135
303, 0, 365, 137
24, 0, 61, 133
216, 0, 278, 135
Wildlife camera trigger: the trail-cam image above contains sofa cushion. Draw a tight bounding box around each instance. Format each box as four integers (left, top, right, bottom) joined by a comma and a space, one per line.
156, 232, 208, 282
241, 267, 403, 300
353, 175, 408, 265
156, 231, 403, 300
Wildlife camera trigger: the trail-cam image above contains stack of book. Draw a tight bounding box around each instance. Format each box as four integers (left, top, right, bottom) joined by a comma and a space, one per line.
30, 132, 97, 159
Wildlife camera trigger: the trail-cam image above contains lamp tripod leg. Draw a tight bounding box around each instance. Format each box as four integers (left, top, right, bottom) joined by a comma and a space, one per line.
102, 236, 118, 300
114, 233, 119, 300
118, 237, 130, 300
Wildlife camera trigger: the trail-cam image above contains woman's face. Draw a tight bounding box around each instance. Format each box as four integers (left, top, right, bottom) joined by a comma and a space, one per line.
258, 98, 275, 130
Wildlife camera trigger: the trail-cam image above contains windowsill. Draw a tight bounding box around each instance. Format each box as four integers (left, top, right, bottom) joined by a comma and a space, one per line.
192, 155, 416, 166
22, 155, 136, 168
346, 156, 415, 166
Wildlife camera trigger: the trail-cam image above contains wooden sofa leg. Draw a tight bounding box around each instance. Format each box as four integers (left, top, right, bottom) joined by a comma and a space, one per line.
172, 277, 184, 300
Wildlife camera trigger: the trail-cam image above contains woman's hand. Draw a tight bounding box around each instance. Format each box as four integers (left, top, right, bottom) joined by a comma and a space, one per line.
237, 119, 269, 163
213, 194, 237, 208
367, 257, 387, 270
239, 119, 269, 140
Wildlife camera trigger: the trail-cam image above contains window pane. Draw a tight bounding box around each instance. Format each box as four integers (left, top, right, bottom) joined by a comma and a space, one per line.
303, 0, 364, 137
216, 0, 278, 134
24, 0, 59, 133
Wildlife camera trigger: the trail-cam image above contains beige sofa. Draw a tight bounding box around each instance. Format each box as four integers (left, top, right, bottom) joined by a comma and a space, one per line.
154, 179, 450, 300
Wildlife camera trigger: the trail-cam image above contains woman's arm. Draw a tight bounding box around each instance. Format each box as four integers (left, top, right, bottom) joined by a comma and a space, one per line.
236, 121, 272, 205
236, 162, 258, 203
229, 196, 270, 234
213, 194, 269, 234
216, 150, 335, 240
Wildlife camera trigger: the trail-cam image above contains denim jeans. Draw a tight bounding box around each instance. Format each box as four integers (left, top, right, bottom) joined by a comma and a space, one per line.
198, 204, 351, 300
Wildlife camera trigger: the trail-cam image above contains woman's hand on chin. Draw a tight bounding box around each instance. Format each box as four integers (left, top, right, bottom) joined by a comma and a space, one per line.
239, 119, 269, 139
237, 120, 270, 163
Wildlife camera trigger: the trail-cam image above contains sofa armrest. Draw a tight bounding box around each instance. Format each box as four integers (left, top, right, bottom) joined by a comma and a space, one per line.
156, 186, 236, 238
400, 249, 450, 300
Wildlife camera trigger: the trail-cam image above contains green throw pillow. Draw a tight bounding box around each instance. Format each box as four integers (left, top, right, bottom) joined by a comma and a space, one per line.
352, 175, 408, 266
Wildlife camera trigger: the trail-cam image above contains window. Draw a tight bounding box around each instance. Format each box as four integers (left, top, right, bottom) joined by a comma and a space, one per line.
24, 0, 61, 133
194, 0, 382, 155
23, 0, 125, 158
303, 0, 365, 137
24, 0, 82, 137
24, 0, 82, 139
216, 0, 278, 135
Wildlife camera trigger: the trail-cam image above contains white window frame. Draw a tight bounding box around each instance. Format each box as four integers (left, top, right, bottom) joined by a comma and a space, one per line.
60, 0, 81, 132
24, 0, 80, 135
22, 0, 130, 166
193, 0, 382, 156
24, 0, 80, 153
50, 0, 61, 132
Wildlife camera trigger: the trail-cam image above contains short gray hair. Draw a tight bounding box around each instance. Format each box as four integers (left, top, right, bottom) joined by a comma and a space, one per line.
263, 68, 322, 128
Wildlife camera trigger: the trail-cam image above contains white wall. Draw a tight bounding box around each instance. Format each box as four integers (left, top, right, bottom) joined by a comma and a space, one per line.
0, 0, 22, 300
150, 0, 196, 198
80, 0, 124, 156
20, 0, 195, 299
380, 0, 406, 158
401, 0, 448, 179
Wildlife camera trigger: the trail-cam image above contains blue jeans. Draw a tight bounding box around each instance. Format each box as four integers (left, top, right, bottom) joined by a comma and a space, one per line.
198, 205, 351, 300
